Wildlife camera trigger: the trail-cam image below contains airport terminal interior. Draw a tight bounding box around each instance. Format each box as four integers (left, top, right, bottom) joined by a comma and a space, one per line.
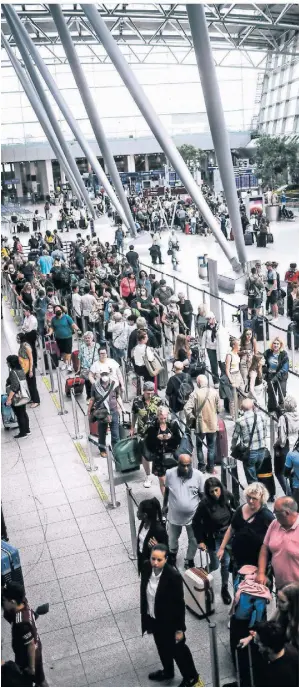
1, 3, 299, 688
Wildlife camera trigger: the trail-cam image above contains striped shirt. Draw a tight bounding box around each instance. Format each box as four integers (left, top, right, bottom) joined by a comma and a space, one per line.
231, 409, 267, 452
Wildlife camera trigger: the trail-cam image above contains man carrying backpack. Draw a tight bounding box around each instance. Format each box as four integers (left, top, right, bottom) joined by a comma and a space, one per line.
166, 361, 193, 427
184, 374, 220, 474
245, 267, 264, 314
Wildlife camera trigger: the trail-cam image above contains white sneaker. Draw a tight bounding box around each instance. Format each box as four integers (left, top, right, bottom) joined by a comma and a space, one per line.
143, 476, 152, 488
60, 362, 66, 370
67, 365, 73, 373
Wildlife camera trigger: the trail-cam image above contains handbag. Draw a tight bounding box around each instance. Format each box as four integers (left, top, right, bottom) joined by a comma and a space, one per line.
274, 416, 289, 475
12, 373, 31, 407
144, 346, 163, 377
231, 413, 257, 462
92, 382, 114, 421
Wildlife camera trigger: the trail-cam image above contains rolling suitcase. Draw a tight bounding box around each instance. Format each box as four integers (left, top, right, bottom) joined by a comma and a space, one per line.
253, 316, 269, 342
182, 552, 215, 619
244, 232, 253, 246
119, 411, 132, 440
256, 232, 267, 247
1, 394, 18, 431
57, 220, 63, 230
1, 541, 24, 587
89, 418, 98, 436
65, 376, 85, 396
71, 350, 80, 373
44, 337, 60, 370
221, 458, 241, 507
113, 437, 142, 472
185, 223, 190, 235
266, 232, 274, 244
287, 322, 299, 350
257, 448, 275, 500
157, 360, 168, 390
216, 418, 228, 464
277, 298, 284, 316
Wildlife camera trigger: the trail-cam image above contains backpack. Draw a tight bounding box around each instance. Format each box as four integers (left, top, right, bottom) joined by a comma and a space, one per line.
247, 278, 261, 298
176, 374, 194, 405
292, 303, 299, 323
233, 568, 269, 627
144, 346, 163, 377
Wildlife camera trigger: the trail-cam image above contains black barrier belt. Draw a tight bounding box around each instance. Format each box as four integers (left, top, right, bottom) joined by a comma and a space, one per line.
124, 482, 214, 624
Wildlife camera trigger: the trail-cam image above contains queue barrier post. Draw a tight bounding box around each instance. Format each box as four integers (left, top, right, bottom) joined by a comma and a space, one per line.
70, 388, 83, 439
202, 290, 207, 305
221, 299, 226, 328
106, 431, 120, 508
39, 341, 47, 377
84, 413, 98, 472
209, 622, 220, 688
186, 284, 190, 301
173, 276, 176, 293
240, 306, 244, 333
121, 359, 129, 403
56, 366, 68, 415
263, 318, 268, 351
290, 331, 295, 371
46, 350, 57, 392
233, 387, 239, 421
270, 415, 276, 455
126, 484, 137, 560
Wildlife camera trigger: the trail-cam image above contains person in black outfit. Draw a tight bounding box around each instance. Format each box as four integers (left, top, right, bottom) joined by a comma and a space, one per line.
126, 245, 139, 276
6, 356, 30, 439
166, 361, 193, 415
241, 620, 299, 688
140, 544, 200, 686
144, 407, 181, 494
127, 318, 158, 360
177, 293, 193, 333
137, 498, 168, 574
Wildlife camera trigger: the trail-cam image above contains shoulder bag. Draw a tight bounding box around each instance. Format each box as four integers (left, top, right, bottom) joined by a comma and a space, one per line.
11, 372, 31, 407
144, 346, 163, 377
231, 413, 257, 462
273, 415, 289, 475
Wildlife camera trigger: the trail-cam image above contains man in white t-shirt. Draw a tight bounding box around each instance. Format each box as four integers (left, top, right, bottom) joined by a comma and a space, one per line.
89, 346, 124, 391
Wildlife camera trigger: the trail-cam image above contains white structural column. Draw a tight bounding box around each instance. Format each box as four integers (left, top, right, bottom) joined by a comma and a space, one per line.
4, 4, 129, 229
127, 155, 136, 173
37, 160, 54, 197
50, 4, 136, 237
187, 4, 247, 267
13, 162, 24, 199
144, 155, 149, 172
83, 4, 239, 270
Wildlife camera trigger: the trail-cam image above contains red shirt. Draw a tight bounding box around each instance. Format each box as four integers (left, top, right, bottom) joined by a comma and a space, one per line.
285, 269, 299, 284
120, 277, 136, 298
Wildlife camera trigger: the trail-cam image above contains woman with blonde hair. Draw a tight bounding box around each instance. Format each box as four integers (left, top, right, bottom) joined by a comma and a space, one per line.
218, 482, 274, 578
195, 304, 208, 345
225, 337, 244, 419
173, 333, 191, 369
264, 337, 289, 411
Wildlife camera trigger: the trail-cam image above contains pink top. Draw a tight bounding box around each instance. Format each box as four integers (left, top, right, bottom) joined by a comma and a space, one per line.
263, 515, 299, 589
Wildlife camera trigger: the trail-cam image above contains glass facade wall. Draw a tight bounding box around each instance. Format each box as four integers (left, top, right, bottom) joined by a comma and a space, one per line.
258, 34, 299, 136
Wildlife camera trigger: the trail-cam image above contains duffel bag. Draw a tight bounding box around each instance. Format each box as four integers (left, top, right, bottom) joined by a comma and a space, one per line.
65, 376, 85, 396
113, 437, 142, 472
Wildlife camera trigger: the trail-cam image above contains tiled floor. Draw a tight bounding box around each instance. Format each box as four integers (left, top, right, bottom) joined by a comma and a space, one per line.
2, 207, 297, 686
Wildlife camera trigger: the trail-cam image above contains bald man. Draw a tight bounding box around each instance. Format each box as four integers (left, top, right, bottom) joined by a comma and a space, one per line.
257, 497, 299, 589
231, 398, 267, 484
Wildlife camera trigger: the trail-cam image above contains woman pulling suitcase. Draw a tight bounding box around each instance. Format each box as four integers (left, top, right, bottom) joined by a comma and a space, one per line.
17, 332, 40, 408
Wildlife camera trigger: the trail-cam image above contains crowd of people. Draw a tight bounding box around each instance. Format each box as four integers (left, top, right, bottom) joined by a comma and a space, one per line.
1, 192, 299, 687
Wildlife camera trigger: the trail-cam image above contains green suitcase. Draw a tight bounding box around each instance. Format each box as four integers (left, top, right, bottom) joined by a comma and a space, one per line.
113, 437, 142, 473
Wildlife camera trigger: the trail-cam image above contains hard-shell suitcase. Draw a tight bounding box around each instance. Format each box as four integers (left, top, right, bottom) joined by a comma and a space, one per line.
71, 350, 80, 373
44, 338, 60, 370
183, 552, 215, 619
216, 418, 228, 464
119, 411, 131, 440
157, 360, 168, 390
57, 220, 63, 230
65, 376, 85, 396
277, 298, 284, 316
253, 316, 269, 342
287, 322, 299, 350
1, 394, 18, 430
257, 448, 275, 500
244, 232, 253, 246
89, 418, 98, 436
1, 541, 24, 587
256, 232, 267, 247
185, 223, 190, 235
79, 218, 87, 229
113, 437, 142, 472
266, 232, 274, 244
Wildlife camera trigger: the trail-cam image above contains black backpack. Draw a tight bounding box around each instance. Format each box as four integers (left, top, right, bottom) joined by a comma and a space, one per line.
176, 373, 194, 405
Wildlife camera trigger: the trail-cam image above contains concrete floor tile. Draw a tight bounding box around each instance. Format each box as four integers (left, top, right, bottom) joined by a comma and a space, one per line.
2, 496, 37, 515
35, 490, 69, 509
125, 634, 160, 670
7, 526, 46, 548
70, 497, 106, 518
114, 607, 142, 641
31, 479, 63, 496
38, 503, 74, 525
44, 518, 80, 541
115, 522, 132, 543
105, 582, 140, 615
22, 551, 57, 582
26, 579, 63, 607
97, 561, 138, 592
80, 641, 133, 684
56, 469, 92, 489
19, 542, 51, 566
47, 533, 87, 559
108, 505, 130, 526
76, 510, 112, 533
40, 626, 78, 662
5, 510, 41, 531
89, 543, 129, 570
88, 670, 140, 687
45, 654, 87, 687
49, 441, 78, 457
54, 551, 94, 579
59, 570, 103, 602
65, 591, 111, 625
66, 484, 99, 503
83, 525, 121, 550
35, 601, 70, 634
2, 457, 26, 477
20, 446, 51, 460
22, 455, 54, 472
72, 613, 122, 653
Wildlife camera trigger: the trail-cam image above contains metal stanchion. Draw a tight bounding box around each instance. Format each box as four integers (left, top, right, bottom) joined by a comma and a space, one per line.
170, 198, 178, 231
186, 284, 190, 300
84, 413, 97, 471
106, 433, 120, 508
226, 456, 233, 494
46, 350, 57, 392
56, 366, 68, 415
203, 290, 207, 304
270, 415, 276, 454
263, 318, 268, 351
221, 299, 226, 328
39, 343, 46, 377
209, 623, 220, 688
240, 306, 244, 333
233, 387, 239, 421
70, 388, 83, 439
121, 359, 129, 402
173, 276, 176, 293
126, 484, 137, 560
291, 331, 295, 371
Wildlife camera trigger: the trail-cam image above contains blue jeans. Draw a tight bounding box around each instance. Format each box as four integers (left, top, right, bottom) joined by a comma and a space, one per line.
110, 345, 125, 366
98, 410, 119, 451
196, 432, 217, 472
244, 448, 265, 484
208, 535, 230, 587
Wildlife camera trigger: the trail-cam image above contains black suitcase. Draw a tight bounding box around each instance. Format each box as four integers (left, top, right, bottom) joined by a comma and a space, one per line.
57, 220, 63, 230
277, 298, 284, 315
79, 218, 87, 229
221, 458, 240, 508
257, 448, 275, 500
157, 360, 168, 390
119, 411, 131, 440
107, 210, 113, 218
253, 316, 269, 342
256, 232, 267, 247
266, 233, 274, 243
244, 232, 253, 246
287, 322, 299, 350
